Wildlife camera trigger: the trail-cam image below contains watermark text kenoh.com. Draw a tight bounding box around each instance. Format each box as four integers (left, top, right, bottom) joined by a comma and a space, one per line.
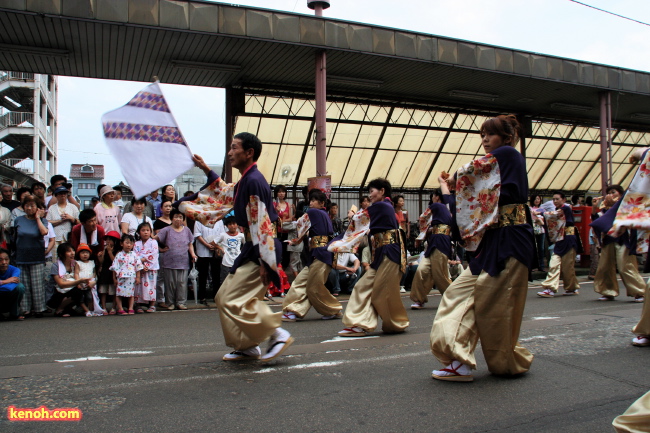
7, 405, 82, 421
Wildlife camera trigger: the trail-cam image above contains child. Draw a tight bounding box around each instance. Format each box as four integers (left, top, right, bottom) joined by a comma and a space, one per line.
215, 216, 245, 288
134, 222, 159, 313
74, 243, 99, 316
46, 243, 92, 317
97, 230, 121, 314
110, 233, 143, 315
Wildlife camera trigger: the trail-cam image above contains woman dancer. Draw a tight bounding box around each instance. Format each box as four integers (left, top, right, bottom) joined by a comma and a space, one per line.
410, 188, 452, 309
430, 115, 535, 382
335, 178, 409, 337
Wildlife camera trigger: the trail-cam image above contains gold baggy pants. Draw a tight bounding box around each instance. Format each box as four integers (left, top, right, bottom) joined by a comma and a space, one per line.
410, 249, 452, 303
430, 257, 533, 375
613, 390, 650, 433
215, 261, 281, 351
282, 259, 342, 318
594, 243, 645, 298
342, 256, 409, 333
541, 249, 580, 293
632, 279, 650, 336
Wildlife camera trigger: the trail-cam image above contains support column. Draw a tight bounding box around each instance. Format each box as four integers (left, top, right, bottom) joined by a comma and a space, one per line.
32, 76, 41, 178
310, 1, 329, 177
315, 50, 327, 176
224, 86, 233, 183
599, 92, 611, 195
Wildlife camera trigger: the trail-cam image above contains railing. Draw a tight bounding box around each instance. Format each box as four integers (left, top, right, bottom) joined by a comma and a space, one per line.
0, 158, 50, 182
0, 71, 35, 83
0, 112, 34, 131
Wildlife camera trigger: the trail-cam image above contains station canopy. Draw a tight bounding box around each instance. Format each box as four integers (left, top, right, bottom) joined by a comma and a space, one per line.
231, 89, 646, 192
2, 1, 650, 193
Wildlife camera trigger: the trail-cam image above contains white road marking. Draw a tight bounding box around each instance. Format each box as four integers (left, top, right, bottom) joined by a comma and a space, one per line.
71, 350, 430, 390
519, 336, 548, 342
532, 316, 560, 320
320, 336, 379, 343
110, 351, 153, 355
55, 356, 115, 363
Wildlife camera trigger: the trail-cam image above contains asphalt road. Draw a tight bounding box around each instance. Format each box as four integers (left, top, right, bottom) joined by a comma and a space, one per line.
1, 276, 648, 432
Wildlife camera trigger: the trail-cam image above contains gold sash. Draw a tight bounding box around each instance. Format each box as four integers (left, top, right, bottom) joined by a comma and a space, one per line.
309, 235, 330, 249
428, 224, 451, 236
496, 204, 527, 227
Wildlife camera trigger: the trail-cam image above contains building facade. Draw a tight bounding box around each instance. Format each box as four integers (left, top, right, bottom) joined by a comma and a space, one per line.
70, 164, 104, 210
174, 165, 223, 198
0, 71, 57, 187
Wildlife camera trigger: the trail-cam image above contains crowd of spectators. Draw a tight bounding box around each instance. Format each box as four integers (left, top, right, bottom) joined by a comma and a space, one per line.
1, 170, 607, 322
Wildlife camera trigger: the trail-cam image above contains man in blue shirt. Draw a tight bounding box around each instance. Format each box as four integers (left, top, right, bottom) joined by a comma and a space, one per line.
0, 248, 25, 320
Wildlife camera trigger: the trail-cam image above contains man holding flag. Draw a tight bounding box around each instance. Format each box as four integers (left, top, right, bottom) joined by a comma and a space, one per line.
102, 83, 292, 362
212, 132, 293, 362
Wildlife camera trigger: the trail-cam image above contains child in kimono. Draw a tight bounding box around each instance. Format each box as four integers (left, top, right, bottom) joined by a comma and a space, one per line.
134, 222, 159, 313
110, 233, 143, 315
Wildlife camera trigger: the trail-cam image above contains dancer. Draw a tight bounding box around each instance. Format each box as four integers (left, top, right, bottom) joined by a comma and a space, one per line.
281, 189, 342, 322
182, 133, 292, 362
331, 178, 409, 337
591, 185, 645, 302
430, 115, 534, 382
410, 188, 452, 309
536, 192, 581, 297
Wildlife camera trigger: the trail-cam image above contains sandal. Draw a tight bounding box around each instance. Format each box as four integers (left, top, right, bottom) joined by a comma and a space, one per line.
145, 306, 156, 313
338, 327, 367, 337
127, 309, 135, 315
117, 310, 128, 316
431, 360, 473, 382
55, 311, 71, 318
108, 309, 116, 315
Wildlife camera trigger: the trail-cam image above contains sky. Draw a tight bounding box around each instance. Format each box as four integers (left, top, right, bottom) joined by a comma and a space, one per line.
56, 0, 650, 186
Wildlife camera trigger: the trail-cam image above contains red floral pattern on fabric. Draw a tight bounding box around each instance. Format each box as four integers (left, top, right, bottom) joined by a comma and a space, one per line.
416, 207, 432, 241
544, 209, 566, 243
455, 154, 501, 251
611, 149, 650, 235
328, 209, 370, 253
247, 195, 277, 272
179, 177, 235, 228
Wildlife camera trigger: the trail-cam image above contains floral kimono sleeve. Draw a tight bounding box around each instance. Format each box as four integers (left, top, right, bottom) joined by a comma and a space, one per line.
455, 154, 501, 251
328, 209, 370, 253
544, 209, 566, 243
246, 195, 277, 273
179, 177, 235, 228
415, 207, 432, 241
611, 149, 650, 235
294, 213, 311, 240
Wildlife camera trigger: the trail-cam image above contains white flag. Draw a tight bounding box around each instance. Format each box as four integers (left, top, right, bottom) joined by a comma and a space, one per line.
101, 82, 194, 198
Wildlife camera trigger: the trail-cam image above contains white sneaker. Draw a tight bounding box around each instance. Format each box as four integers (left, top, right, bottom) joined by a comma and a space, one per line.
400, 286, 406, 293
598, 295, 615, 301
632, 335, 650, 347
537, 289, 555, 298
634, 296, 645, 303
282, 312, 297, 322
321, 312, 343, 320
222, 346, 261, 361
431, 360, 473, 382
411, 302, 424, 310
261, 328, 294, 362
